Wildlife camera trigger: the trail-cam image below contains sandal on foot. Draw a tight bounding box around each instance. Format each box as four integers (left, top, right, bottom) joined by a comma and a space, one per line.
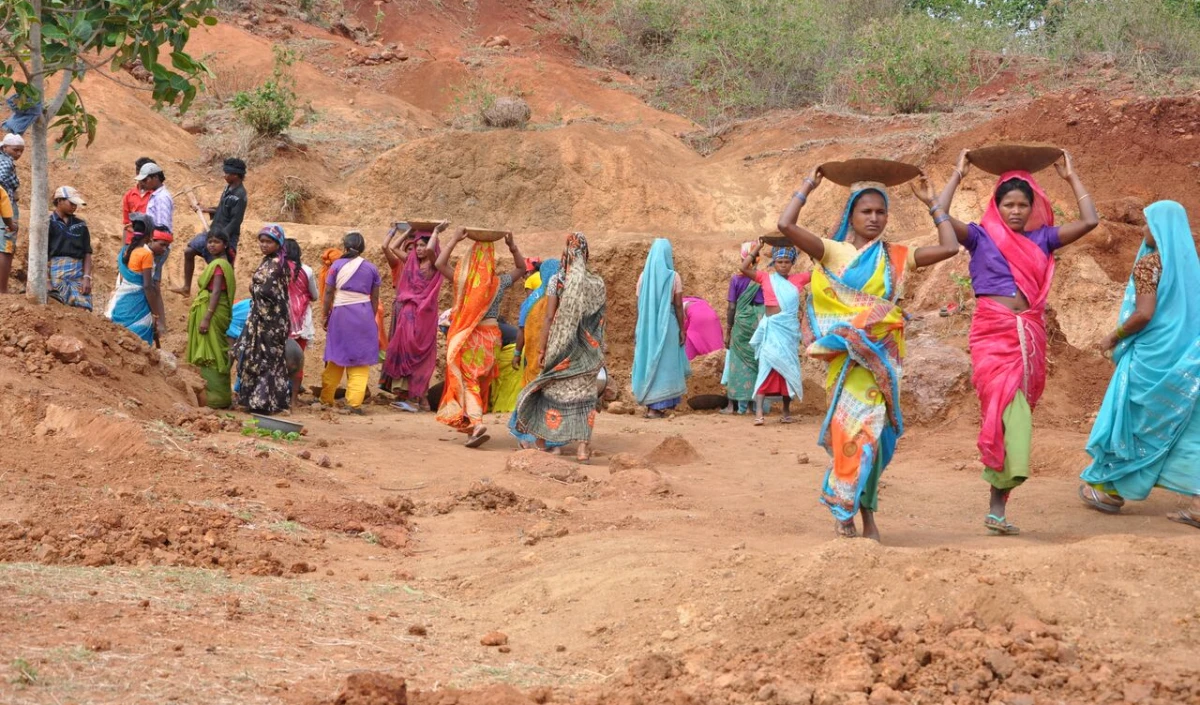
465, 428, 490, 449
391, 401, 418, 413
753, 417, 765, 426
576, 451, 592, 464
835, 519, 858, 539
780, 415, 795, 424
984, 514, 1020, 536
1078, 484, 1122, 514
1167, 510, 1200, 529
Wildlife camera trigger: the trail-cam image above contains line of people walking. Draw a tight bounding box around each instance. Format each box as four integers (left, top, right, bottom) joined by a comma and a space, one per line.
15, 143, 1199, 540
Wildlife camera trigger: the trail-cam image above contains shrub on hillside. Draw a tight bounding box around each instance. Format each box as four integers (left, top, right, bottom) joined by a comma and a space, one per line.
1039, 0, 1200, 77
232, 46, 298, 137
481, 97, 532, 129
853, 12, 1000, 113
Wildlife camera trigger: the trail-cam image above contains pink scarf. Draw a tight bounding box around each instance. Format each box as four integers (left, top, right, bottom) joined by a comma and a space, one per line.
383, 238, 444, 395
683, 296, 724, 360
287, 262, 312, 338
970, 171, 1056, 469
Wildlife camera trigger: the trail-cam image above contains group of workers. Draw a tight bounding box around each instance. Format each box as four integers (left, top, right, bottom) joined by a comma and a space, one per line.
4, 132, 1198, 540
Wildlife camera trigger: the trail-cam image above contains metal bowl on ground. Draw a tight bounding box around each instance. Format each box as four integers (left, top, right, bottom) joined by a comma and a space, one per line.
688, 394, 728, 411
251, 414, 304, 434
596, 366, 608, 397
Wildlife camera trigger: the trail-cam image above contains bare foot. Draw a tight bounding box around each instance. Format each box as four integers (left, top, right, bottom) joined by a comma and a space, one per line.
169, 286, 189, 296
834, 518, 858, 538
860, 510, 880, 542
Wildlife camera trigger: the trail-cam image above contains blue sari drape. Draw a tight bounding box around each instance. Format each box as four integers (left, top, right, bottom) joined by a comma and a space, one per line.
1082, 200, 1200, 499
105, 247, 155, 344
632, 239, 690, 406
750, 272, 803, 399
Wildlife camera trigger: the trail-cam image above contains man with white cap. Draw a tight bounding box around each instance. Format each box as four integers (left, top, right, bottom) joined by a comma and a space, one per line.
135, 161, 174, 287
47, 186, 93, 310
0, 133, 24, 294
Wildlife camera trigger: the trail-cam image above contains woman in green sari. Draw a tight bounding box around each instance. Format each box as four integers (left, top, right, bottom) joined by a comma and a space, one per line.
721, 241, 766, 414
187, 231, 237, 408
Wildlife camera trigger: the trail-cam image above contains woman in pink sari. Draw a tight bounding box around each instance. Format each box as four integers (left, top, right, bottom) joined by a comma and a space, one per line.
383, 229, 445, 412
682, 296, 723, 361
939, 150, 1099, 535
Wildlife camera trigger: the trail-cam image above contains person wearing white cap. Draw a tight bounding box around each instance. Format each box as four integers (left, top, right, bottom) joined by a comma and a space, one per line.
46, 187, 93, 310
0, 133, 24, 294
136, 161, 174, 288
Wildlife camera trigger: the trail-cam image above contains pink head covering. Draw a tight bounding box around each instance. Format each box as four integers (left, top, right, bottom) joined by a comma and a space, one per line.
980, 171, 1056, 306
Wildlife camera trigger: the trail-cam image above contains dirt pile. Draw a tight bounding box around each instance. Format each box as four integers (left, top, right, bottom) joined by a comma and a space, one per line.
646, 435, 702, 466
295, 498, 413, 549
329, 672, 408, 705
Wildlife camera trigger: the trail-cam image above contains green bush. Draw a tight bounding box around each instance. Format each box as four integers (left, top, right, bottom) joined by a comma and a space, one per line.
1039, 0, 1200, 77
232, 46, 298, 137
853, 11, 999, 114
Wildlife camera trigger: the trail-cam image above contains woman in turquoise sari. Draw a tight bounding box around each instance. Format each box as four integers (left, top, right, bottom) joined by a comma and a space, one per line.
106, 224, 170, 345
1079, 200, 1200, 528
779, 167, 960, 541
632, 238, 689, 418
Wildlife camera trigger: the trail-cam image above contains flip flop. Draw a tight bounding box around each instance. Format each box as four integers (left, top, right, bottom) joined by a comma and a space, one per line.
984, 514, 1020, 536
753, 418, 765, 426
1167, 510, 1200, 529
465, 429, 490, 449
1078, 484, 1121, 514
391, 401, 418, 413
780, 416, 795, 424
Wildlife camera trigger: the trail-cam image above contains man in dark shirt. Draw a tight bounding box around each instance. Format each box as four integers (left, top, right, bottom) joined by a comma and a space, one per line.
46, 186, 93, 311
173, 157, 248, 295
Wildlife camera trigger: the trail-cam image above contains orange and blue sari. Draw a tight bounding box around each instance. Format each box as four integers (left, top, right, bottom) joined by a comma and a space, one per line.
436, 242, 501, 433
804, 189, 911, 523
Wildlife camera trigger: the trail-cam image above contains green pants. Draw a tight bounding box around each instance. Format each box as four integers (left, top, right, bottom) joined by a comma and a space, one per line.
982, 391, 1032, 490
861, 452, 883, 512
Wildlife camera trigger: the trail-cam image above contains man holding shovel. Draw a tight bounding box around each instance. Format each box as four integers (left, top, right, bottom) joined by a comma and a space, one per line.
172, 157, 248, 295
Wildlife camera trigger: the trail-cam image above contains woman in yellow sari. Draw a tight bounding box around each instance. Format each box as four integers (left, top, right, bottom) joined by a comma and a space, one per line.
778, 167, 960, 541
435, 228, 527, 448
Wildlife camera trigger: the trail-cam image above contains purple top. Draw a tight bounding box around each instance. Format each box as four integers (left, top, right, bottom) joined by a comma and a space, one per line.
727, 274, 765, 306
964, 223, 1062, 297
324, 258, 382, 367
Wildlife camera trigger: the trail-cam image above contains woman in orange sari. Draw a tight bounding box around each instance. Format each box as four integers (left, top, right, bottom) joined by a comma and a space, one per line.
435, 227, 527, 448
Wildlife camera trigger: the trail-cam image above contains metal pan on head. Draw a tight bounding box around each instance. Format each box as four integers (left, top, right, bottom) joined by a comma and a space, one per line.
403, 219, 447, 233
464, 227, 510, 242
819, 158, 922, 187
760, 233, 791, 248
966, 143, 1063, 175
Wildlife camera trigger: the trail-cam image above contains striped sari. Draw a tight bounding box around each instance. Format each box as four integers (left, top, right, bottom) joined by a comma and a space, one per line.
722, 279, 763, 402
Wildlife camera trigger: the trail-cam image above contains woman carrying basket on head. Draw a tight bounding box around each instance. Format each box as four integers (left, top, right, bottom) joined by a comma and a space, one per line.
778, 165, 960, 541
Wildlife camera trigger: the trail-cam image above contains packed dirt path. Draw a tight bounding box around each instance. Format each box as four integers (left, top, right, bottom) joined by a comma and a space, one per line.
2, 405, 1198, 704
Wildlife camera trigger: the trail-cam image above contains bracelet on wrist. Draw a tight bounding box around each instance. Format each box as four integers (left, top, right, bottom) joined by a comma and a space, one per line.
1078, 193, 1092, 202
792, 191, 807, 204
928, 203, 942, 215
933, 213, 950, 226
802, 177, 816, 188
1116, 324, 1127, 339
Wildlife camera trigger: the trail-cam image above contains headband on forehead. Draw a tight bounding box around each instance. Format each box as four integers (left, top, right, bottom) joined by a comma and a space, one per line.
772, 246, 798, 262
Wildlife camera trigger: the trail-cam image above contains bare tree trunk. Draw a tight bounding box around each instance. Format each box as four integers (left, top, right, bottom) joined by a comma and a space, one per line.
24, 0, 48, 304
25, 116, 49, 304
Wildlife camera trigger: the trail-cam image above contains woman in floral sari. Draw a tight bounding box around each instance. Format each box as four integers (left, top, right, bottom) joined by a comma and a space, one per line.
939, 150, 1098, 535
513, 233, 606, 462
435, 228, 527, 448
1079, 200, 1200, 529
779, 168, 959, 541
232, 224, 293, 415
186, 231, 236, 408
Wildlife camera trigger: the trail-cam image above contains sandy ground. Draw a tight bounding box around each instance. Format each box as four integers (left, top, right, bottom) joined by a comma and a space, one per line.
2, 403, 1198, 704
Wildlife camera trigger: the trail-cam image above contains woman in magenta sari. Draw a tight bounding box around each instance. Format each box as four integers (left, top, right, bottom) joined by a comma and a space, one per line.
383, 229, 444, 412
939, 150, 1099, 535
682, 296, 723, 361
